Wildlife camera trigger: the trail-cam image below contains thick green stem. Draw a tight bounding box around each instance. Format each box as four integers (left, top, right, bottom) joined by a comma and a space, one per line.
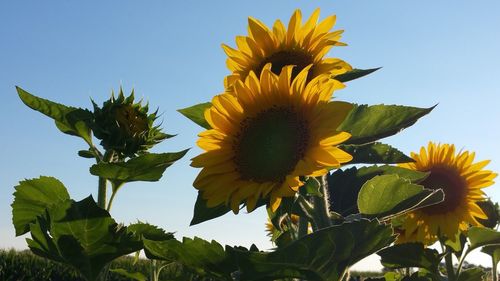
445, 249, 456, 281
106, 189, 117, 212
312, 175, 332, 229
297, 215, 309, 238
97, 177, 107, 209
493, 255, 498, 281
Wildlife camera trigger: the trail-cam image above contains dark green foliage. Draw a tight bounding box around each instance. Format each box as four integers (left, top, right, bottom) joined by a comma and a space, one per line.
0, 249, 182, 281
338, 104, 435, 145
339, 142, 414, 164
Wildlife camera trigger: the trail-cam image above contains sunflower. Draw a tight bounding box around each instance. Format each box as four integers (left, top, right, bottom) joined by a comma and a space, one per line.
191, 65, 353, 214
396, 142, 497, 244
222, 8, 352, 89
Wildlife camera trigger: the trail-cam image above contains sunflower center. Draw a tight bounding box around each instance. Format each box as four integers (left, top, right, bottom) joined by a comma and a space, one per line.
233, 106, 309, 183
420, 165, 468, 215
256, 50, 314, 79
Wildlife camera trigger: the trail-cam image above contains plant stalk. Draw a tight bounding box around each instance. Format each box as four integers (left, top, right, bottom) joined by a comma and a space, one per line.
493, 255, 498, 281
444, 249, 456, 281
312, 175, 332, 229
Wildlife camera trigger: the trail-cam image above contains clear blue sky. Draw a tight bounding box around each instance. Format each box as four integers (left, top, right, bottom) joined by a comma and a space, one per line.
1, 0, 499, 271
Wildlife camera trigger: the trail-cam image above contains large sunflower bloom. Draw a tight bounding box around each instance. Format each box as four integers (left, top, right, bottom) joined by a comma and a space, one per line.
191, 65, 353, 213
222, 9, 352, 88
397, 142, 497, 244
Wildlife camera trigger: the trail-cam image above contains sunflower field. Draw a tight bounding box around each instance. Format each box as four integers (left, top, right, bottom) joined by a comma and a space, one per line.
8, 8, 500, 281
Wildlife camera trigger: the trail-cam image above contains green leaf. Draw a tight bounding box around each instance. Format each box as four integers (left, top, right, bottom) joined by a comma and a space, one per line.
456, 268, 485, 281
378, 243, 441, 273
90, 150, 188, 183
78, 150, 96, 159
338, 104, 435, 145
328, 166, 429, 217
127, 221, 174, 241
16, 86, 93, 144
143, 237, 235, 280
109, 268, 147, 281
333, 68, 381, 83
357, 174, 444, 219
178, 102, 212, 129
339, 142, 414, 164
482, 245, 500, 269
11, 176, 70, 236
303, 177, 322, 197
230, 220, 395, 281
26, 196, 142, 281
467, 226, 500, 252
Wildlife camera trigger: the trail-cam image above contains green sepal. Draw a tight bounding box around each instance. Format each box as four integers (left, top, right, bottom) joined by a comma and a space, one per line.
178, 102, 212, 129
357, 174, 444, 220
16, 86, 93, 144
90, 150, 188, 183
333, 67, 381, 83
338, 104, 435, 145
229, 220, 395, 281
339, 142, 414, 164
143, 237, 236, 280
26, 196, 142, 281
327, 165, 429, 217
11, 176, 70, 236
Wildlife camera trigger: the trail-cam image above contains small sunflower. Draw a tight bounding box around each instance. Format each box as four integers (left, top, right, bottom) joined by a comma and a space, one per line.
396, 142, 497, 244
222, 8, 352, 88
191, 65, 353, 213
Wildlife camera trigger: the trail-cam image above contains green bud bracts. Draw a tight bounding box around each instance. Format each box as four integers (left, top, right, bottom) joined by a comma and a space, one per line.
92, 89, 168, 158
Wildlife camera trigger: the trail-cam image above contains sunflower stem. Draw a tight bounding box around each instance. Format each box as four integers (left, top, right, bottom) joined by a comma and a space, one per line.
312, 175, 332, 229
97, 151, 113, 209
492, 255, 498, 281
444, 247, 457, 281
297, 215, 308, 238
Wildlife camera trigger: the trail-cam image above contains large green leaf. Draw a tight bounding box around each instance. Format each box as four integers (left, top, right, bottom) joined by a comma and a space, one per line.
482, 245, 500, 270
328, 166, 428, 217
338, 104, 435, 145
143, 237, 235, 280
11, 176, 70, 236
127, 222, 174, 241
357, 174, 444, 219
90, 150, 188, 183
230, 220, 395, 281
339, 142, 414, 164
456, 268, 485, 281
333, 67, 381, 83
178, 102, 212, 129
378, 243, 441, 274
109, 268, 147, 281
26, 196, 142, 281
467, 227, 500, 252
16, 86, 93, 144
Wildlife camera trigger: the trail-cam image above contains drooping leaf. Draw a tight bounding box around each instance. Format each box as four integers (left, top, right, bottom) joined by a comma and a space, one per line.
456, 268, 485, 281
482, 245, 500, 269
178, 102, 212, 129
90, 150, 188, 183
467, 226, 500, 252
333, 67, 381, 83
230, 220, 395, 281
11, 176, 70, 236
378, 243, 441, 274
339, 142, 414, 164
476, 199, 500, 229
143, 237, 235, 280
328, 166, 428, 217
357, 174, 444, 219
127, 222, 174, 241
109, 268, 147, 281
16, 86, 93, 144
338, 104, 435, 145
26, 196, 142, 281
